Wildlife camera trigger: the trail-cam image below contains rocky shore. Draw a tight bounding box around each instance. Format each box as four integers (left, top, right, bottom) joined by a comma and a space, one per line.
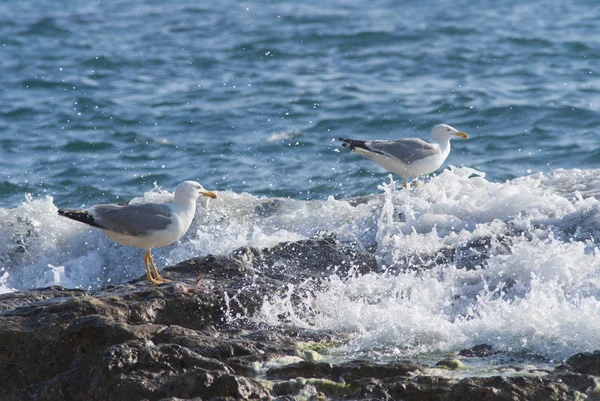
1, 238, 600, 401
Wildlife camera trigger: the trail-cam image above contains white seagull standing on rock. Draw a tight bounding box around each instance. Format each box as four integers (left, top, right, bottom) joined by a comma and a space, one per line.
58, 181, 217, 284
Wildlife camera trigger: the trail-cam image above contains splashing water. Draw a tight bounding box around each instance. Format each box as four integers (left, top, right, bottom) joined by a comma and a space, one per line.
2, 167, 600, 362
254, 167, 600, 362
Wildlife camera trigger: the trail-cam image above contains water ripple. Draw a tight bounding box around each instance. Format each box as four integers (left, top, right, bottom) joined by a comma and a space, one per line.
23, 17, 71, 36
0, 0, 599, 206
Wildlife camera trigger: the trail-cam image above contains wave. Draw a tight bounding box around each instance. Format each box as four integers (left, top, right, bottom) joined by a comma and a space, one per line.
2, 167, 600, 360
0, 167, 597, 290
23, 17, 71, 37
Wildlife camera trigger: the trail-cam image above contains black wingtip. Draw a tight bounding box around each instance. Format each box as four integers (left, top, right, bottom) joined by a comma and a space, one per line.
339, 138, 367, 152
57, 208, 102, 228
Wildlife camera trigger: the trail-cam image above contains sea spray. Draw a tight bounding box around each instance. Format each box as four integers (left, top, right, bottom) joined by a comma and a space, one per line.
254, 167, 600, 361
2, 167, 600, 362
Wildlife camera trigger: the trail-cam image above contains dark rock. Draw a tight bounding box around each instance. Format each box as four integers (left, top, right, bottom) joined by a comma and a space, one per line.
1, 238, 600, 401
266, 359, 426, 385
206, 374, 270, 399
254, 198, 285, 217
566, 351, 600, 376
334, 360, 425, 382
0, 286, 88, 311
354, 378, 393, 401
267, 361, 335, 380
233, 237, 379, 280
459, 343, 497, 357
446, 373, 598, 401
392, 375, 453, 401
272, 377, 357, 399
88, 340, 267, 401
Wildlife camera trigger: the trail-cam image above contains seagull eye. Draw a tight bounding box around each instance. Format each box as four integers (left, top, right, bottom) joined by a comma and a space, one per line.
446, 128, 451, 131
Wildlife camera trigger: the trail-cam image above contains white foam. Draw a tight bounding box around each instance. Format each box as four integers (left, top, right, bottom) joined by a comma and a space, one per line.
0, 184, 375, 291
255, 167, 600, 361
266, 130, 304, 142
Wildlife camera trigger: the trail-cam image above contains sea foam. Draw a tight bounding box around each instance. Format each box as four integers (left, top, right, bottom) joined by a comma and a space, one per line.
254, 167, 600, 361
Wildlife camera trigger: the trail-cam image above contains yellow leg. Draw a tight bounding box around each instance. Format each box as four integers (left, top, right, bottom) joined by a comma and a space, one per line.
143, 251, 162, 284
402, 179, 408, 189
412, 180, 419, 187
147, 250, 169, 283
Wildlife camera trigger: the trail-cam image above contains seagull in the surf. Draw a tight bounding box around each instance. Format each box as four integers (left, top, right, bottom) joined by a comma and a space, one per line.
339, 124, 468, 188
57, 181, 217, 284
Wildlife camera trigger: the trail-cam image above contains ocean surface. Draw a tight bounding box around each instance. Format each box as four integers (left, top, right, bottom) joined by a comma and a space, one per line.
1, 0, 600, 367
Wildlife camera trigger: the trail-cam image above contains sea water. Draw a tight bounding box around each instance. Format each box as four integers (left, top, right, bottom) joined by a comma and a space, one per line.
1, 0, 598, 206
1, 0, 600, 366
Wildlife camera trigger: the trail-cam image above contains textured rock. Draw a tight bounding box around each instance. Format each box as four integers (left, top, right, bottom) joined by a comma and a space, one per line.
1, 238, 600, 401
566, 351, 600, 376
459, 343, 496, 357
446, 373, 598, 401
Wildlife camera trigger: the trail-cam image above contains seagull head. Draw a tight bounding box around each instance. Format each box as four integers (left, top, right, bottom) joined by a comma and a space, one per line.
430, 124, 469, 142
175, 181, 217, 203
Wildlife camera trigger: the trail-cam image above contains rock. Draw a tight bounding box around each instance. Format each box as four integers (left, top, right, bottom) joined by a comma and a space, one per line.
446, 373, 598, 401
386, 375, 454, 401
459, 343, 497, 357
272, 378, 355, 398
232, 237, 379, 280
1, 238, 600, 401
566, 351, 600, 376
334, 360, 425, 382
266, 359, 426, 384
435, 358, 467, 370
267, 361, 335, 381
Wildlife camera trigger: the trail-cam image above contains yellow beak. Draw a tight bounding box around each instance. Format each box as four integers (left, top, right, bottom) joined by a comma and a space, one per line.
202, 190, 217, 199
455, 131, 469, 139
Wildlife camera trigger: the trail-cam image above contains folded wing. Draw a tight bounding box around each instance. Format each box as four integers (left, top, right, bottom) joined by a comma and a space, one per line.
89, 203, 175, 236
366, 139, 440, 164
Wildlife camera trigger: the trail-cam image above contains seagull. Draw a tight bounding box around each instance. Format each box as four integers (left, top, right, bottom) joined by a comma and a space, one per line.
339, 124, 468, 188
57, 181, 217, 284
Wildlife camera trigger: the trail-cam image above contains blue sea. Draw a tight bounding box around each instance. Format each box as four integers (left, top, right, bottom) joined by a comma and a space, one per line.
2, 0, 600, 368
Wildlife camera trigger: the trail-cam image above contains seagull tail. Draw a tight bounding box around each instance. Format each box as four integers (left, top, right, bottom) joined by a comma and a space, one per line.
339, 138, 369, 152
57, 208, 103, 228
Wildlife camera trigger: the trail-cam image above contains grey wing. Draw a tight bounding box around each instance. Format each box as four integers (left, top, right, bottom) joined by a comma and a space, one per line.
89, 203, 175, 236
366, 138, 439, 164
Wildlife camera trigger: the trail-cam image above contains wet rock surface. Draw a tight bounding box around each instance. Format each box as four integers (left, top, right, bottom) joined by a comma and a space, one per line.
1, 238, 599, 401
